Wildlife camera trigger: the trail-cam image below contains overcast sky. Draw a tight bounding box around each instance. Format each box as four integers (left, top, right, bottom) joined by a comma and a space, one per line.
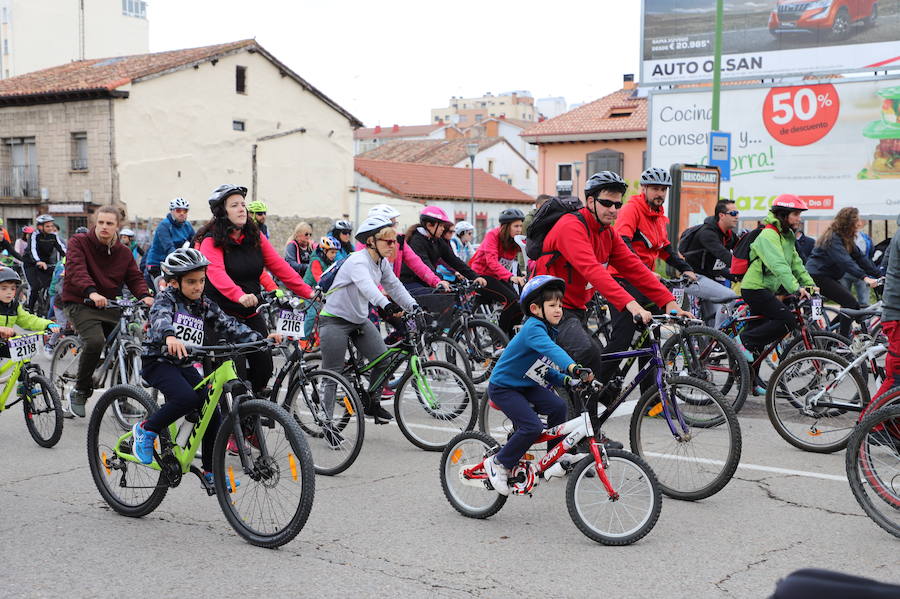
148, 0, 641, 127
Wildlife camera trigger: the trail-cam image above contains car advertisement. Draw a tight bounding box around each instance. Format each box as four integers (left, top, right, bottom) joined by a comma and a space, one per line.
642, 0, 900, 84
649, 76, 900, 221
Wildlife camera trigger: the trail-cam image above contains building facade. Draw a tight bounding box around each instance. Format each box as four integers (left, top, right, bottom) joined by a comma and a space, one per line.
431, 91, 537, 127
353, 123, 445, 155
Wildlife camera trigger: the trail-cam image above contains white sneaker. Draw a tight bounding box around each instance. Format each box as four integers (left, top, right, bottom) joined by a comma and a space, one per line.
484, 455, 510, 496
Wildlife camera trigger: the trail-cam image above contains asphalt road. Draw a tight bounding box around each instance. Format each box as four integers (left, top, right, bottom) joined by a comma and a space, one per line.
2, 368, 899, 598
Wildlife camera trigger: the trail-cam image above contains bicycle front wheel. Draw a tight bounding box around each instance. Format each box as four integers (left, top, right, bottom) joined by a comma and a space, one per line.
846, 405, 900, 539
629, 376, 741, 501
50, 335, 82, 404
423, 334, 472, 377
452, 319, 507, 384
23, 374, 63, 447
395, 360, 477, 451
213, 399, 315, 548
566, 449, 662, 545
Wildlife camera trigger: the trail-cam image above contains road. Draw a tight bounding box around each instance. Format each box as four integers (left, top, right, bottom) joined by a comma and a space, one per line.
2, 370, 899, 598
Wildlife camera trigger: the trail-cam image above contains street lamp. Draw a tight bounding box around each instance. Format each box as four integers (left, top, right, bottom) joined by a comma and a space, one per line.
572, 161, 583, 198
466, 142, 479, 223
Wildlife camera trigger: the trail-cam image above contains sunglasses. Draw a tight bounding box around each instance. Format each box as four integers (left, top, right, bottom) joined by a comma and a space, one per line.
302, 232, 312, 236
725, 210, 740, 217
377, 238, 397, 246
597, 199, 623, 209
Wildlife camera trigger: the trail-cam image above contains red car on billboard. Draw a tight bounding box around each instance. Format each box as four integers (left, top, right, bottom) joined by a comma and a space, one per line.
768, 0, 879, 39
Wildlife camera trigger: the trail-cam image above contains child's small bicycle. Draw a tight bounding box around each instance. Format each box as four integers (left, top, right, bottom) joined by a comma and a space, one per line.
0, 331, 63, 447
441, 379, 662, 546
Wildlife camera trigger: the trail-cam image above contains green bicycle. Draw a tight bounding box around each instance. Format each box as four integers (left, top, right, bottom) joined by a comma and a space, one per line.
86, 339, 315, 548
0, 331, 63, 447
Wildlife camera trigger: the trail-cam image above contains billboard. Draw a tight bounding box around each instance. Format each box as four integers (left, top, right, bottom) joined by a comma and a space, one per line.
642, 0, 900, 84
649, 77, 900, 221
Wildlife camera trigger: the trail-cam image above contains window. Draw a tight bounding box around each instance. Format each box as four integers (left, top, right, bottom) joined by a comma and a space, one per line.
2, 40, 7, 55
608, 109, 633, 118
235, 66, 247, 94
487, 159, 494, 174
71, 132, 88, 171
434, 116, 440, 122
2, 137, 38, 197
525, 169, 530, 180
557, 163, 572, 181
232, 120, 245, 131
586, 149, 624, 178
68, 216, 88, 234
475, 114, 483, 122
122, 0, 147, 18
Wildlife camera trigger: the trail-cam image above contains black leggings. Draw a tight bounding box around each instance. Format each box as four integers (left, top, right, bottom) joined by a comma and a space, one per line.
811, 274, 859, 337
740, 288, 799, 350
476, 275, 522, 338
232, 313, 272, 393
603, 279, 662, 392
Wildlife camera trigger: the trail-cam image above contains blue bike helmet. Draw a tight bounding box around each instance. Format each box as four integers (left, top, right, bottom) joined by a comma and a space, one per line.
519, 275, 566, 311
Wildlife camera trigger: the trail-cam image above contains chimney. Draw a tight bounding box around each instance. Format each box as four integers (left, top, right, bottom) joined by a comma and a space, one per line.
392, 124, 399, 132
374, 125, 381, 134
623, 73, 635, 90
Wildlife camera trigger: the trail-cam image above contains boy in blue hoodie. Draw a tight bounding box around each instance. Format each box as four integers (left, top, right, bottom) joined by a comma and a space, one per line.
484, 275, 591, 496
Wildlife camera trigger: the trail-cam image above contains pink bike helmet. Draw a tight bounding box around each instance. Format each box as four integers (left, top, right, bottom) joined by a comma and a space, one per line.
420, 205, 450, 224
770, 194, 808, 212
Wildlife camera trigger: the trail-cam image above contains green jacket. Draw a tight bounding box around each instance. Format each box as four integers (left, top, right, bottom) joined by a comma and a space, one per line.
742, 213, 814, 293
0, 302, 54, 331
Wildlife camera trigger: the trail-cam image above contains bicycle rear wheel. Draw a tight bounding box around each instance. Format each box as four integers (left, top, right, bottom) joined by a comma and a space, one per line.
50, 336, 82, 407
213, 399, 315, 548
846, 405, 900, 539
629, 376, 741, 501
423, 334, 472, 377
23, 374, 63, 447
440, 431, 506, 518
394, 360, 477, 451
86, 385, 168, 517
566, 449, 662, 545
451, 319, 507, 384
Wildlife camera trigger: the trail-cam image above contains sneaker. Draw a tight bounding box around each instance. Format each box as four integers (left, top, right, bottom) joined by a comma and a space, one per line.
380, 385, 395, 399
226, 433, 261, 455
364, 403, 393, 421
598, 434, 624, 450
68, 388, 90, 418
131, 422, 157, 465
203, 470, 240, 490
484, 455, 510, 496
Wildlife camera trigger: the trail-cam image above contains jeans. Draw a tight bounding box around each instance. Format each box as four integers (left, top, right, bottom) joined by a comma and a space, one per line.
488, 382, 567, 470
685, 274, 739, 328
840, 273, 871, 305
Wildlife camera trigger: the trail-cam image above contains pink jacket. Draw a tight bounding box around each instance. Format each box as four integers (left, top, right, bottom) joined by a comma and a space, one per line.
354, 235, 440, 287
470, 227, 519, 281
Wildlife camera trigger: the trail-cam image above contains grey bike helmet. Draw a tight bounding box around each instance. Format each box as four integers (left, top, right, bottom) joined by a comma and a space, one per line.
169, 197, 190, 210
161, 248, 210, 277
333, 219, 353, 232
455, 220, 474, 234
36, 214, 55, 224
498, 208, 525, 224
640, 167, 672, 187
75, 226, 89, 234
0, 266, 21, 284
355, 215, 394, 243
207, 184, 247, 213
584, 171, 628, 196
119, 228, 135, 237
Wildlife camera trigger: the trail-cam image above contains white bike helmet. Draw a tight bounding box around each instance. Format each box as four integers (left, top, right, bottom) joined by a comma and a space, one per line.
368, 204, 401, 220
454, 220, 474, 234
169, 197, 190, 210
355, 215, 394, 243
36, 214, 55, 224
161, 248, 210, 277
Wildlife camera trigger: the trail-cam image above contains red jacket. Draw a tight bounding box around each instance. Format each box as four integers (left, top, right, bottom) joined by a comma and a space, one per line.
612, 193, 672, 273
63, 229, 149, 303
534, 207, 674, 311
470, 227, 520, 281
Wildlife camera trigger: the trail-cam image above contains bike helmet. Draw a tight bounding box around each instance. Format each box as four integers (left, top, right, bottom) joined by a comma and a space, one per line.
368, 204, 400, 220
36, 214, 55, 224
0, 266, 21, 285
355, 215, 395, 243
319, 236, 341, 251
584, 171, 628, 196
640, 167, 672, 187
75, 226, 88, 234
420, 205, 450, 224
169, 197, 190, 210
161, 247, 211, 277
22, 226, 34, 234
333, 219, 353, 233
519, 275, 566, 311
455, 220, 474, 234
119, 228, 135, 237
770, 194, 808, 213
499, 208, 525, 224
246, 200, 268, 214
207, 184, 248, 213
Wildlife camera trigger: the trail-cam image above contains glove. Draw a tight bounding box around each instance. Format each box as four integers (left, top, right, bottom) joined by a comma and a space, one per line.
47, 323, 60, 331
564, 376, 579, 387
378, 301, 402, 319
572, 365, 592, 383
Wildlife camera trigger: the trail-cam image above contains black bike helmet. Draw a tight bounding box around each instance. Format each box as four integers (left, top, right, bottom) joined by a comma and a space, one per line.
498, 208, 525, 224
0, 267, 21, 285
584, 171, 628, 197
207, 184, 248, 213
161, 248, 211, 278
639, 167, 672, 187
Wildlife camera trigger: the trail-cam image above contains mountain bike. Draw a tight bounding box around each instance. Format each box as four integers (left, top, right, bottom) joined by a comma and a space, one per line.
86, 339, 315, 548
845, 404, 900, 539
0, 331, 63, 447
437, 280, 508, 385
442, 379, 662, 545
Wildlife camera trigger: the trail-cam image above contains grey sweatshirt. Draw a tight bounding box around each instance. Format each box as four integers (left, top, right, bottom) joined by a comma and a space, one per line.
882, 234, 900, 323
323, 249, 417, 324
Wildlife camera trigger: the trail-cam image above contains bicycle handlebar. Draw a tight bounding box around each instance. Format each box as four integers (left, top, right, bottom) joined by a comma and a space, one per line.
180, 338, 274, 356
84, 297, 148, 309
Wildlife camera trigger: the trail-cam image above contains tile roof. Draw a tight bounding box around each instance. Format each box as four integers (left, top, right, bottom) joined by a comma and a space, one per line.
358, 137, 504, 166
355, 159, 534, 204
521, 88, 647, 141
354, 124, 444, 140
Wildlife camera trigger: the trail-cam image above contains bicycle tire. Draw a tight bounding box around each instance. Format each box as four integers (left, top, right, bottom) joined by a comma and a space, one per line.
450, 319, 508, 385
86, 385, 168, 517
423, 334, 472, 377
845, 404, 900, 539
212, 399, 315, 548
22, 373, 63, 448
660, 325, 750, 413
566, 449, 662, 545
50, 335, 82, 403
864, 386, 900, 417
283, 369, 364, 476
110, 343, 147, 429
766, 349, 868, 453
440, 431, 506, 518
629, 376, 741, 501
394, 360, 477, 451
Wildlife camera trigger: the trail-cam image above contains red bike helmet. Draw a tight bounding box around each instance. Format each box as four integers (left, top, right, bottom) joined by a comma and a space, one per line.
770, 194, 808, 212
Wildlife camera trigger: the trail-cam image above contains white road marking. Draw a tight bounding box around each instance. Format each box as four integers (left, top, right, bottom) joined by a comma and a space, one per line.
645, 452, 847, 482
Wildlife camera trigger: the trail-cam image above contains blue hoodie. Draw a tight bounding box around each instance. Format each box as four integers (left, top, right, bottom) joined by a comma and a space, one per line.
145, 213, 195, 267
489, 316, 575, 389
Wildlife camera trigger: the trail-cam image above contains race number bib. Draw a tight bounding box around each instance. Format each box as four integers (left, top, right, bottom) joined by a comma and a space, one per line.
673, 287, 685, 307
276, 309, 306, 337
9, 334, 40, 360
499, 257, 519, 277
525, 357, 555, 387
811, 297, 823, 320
173, 313, 204, 347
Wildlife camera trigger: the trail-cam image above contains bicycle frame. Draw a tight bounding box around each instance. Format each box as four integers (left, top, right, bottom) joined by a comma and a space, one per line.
345, 344, 438, 409
800, 343, 887, 415
0, 338, 41, 412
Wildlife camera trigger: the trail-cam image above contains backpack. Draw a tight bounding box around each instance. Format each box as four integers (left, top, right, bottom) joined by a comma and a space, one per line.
525, 196, 587, 262
730, 223, 779, 279
873, 237, 891, 270
315, 256, 348, 293
677, 223, 704, 259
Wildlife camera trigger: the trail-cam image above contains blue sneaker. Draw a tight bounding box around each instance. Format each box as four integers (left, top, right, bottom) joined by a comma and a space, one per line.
203, 471, 240, 490
132, 422, 157, 465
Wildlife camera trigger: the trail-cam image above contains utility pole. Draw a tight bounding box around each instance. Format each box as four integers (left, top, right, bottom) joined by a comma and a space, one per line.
711, 0, 724, 131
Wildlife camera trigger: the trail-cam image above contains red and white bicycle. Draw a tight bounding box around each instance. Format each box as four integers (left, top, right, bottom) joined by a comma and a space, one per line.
440, 380, 662, 545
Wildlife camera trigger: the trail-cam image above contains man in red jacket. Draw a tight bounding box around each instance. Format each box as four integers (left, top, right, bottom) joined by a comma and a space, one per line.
62, 205, 153, 416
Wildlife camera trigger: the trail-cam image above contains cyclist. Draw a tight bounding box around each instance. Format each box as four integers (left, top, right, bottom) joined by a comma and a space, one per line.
318, 215, 418, 422
62, 206, 153, 417
284, 222, 314, 276
874, 226, 900, 399
118, 228, 144, 266
483, 275, 591, 496
301, 235, 341, 340
247, 200, 269, 238
0, 218, 22, 261
795, 228, 815, 264
14, 226, 32, 258
195, 184, 314, 394
805, 207, 881, 337
145, 197, 194, 291
130, 248, 276, 483
26, 214, 66, 314
0, 267, 57, 339
329, 219, 354, 260
469, 208, 527, 337
450, 220, 476, 263
738, 194, 816, 354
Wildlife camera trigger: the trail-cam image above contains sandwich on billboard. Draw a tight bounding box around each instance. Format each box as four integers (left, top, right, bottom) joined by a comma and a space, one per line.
642, 0, 900, 84
649, 77, 900, 221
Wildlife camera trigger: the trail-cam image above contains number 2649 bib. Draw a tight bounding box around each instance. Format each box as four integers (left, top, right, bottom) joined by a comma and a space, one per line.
173, 313, 204, 347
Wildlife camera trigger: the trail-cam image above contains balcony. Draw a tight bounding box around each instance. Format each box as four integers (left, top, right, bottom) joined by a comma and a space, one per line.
71, 158, 88, 171
0, 166, 40, 198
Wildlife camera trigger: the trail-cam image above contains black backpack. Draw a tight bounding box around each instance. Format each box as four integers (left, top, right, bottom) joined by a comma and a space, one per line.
730, 223, 779, 279
525, 196, 587, 262
677, 223, 704, 258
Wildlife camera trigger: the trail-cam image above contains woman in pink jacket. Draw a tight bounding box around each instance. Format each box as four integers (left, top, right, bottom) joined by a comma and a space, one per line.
469, 208, 526, 336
